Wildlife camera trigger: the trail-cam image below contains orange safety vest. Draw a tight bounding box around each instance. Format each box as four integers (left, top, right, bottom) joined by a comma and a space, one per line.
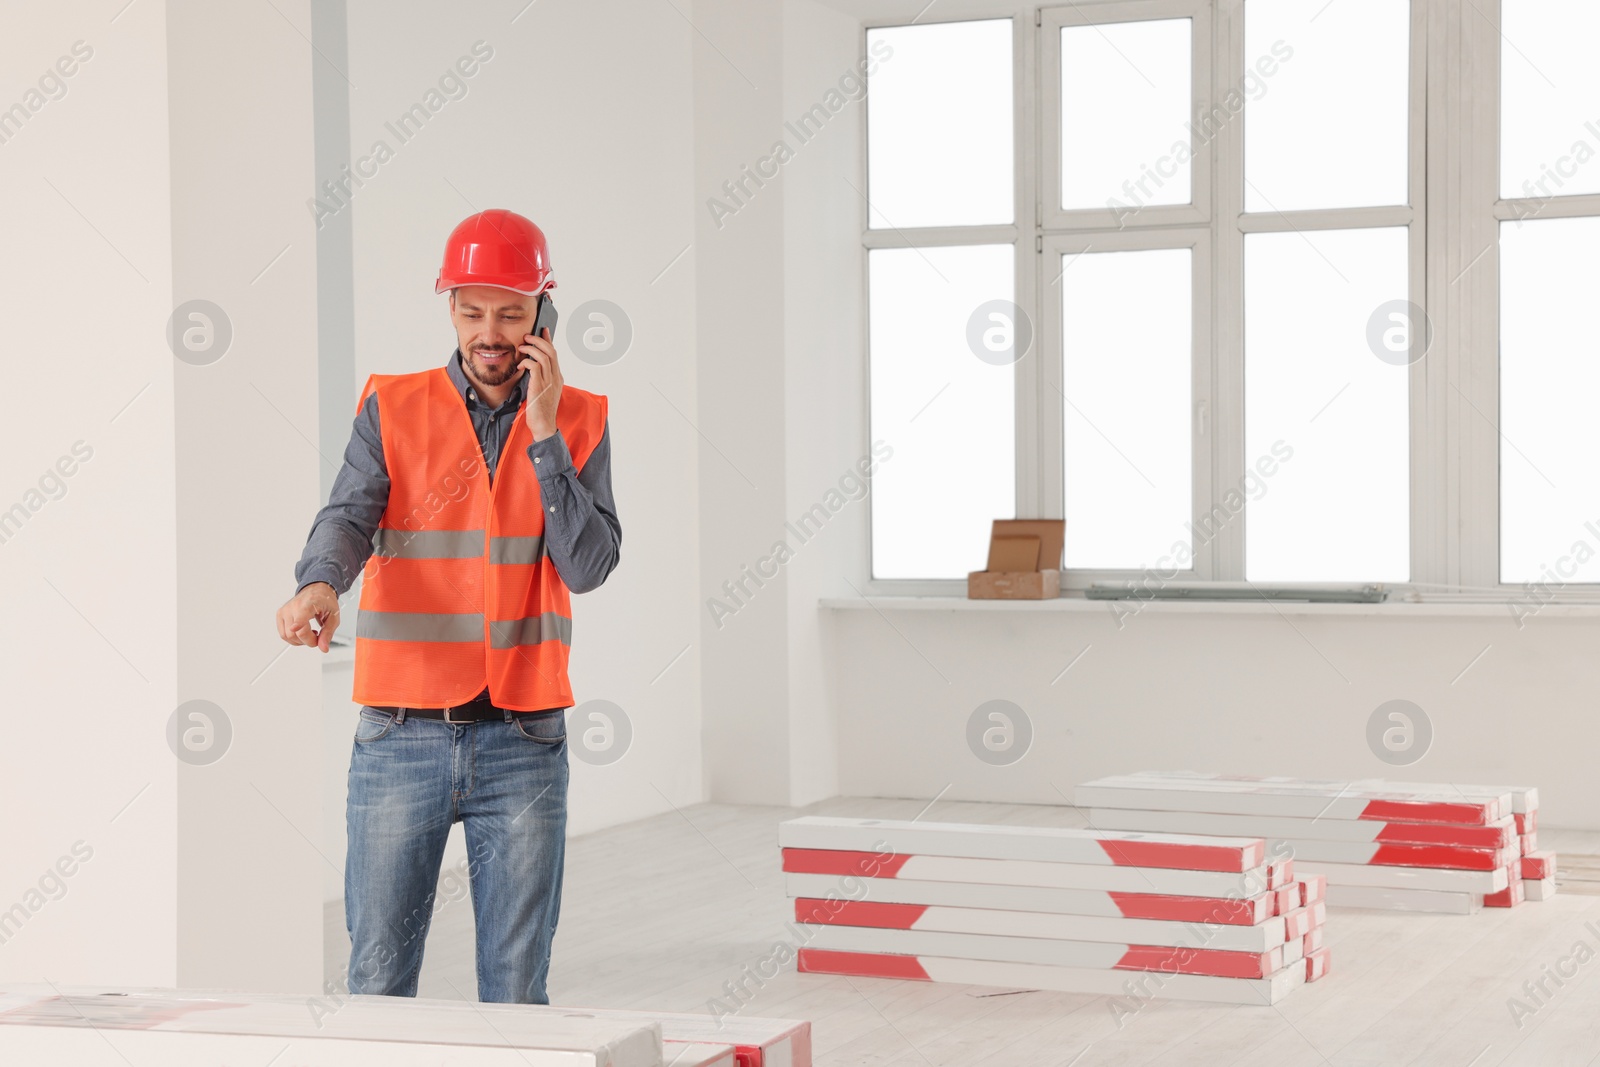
350, 367, 608, 711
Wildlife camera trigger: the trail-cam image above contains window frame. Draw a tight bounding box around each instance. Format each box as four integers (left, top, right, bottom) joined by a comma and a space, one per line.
1040, 227, 1214, 589
1041, 0, 1214, 232
861, 9, 1036, 595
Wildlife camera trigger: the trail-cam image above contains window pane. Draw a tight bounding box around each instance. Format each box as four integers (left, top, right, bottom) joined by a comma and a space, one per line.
1244, 227, 1409, 581
1061, 19, 1191, 211
870, 245, 1015, 579
1062, 248, 1192, 569
1245, 0, 1409, 212
1500, 217, 1600, 583
1501, 1, 1600, 199
867, 20, 1013, 229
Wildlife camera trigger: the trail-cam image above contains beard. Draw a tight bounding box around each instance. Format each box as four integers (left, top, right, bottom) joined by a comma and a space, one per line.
464, 344, 519, 387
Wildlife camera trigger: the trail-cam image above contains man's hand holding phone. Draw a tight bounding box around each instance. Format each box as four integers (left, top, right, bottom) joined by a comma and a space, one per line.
519, 323, 563, 443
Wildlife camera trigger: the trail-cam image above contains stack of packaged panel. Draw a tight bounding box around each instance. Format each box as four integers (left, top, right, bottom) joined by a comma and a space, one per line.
1351, 777, 1555, 904
779, 815, 1329, 1005
1077, 772, 1556, 914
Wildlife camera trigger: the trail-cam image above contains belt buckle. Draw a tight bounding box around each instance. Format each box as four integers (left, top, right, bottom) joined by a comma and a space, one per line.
443, 703, 469, 724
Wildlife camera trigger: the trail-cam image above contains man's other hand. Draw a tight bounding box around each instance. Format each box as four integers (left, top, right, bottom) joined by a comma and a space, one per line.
277, 582, 341, 653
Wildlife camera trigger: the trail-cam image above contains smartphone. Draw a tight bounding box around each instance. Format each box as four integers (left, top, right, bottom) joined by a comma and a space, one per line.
534, 293, 558, 340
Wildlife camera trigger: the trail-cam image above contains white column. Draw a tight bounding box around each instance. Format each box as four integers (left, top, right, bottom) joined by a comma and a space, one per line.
167, 0, 324, 991
694, 0, 795, 805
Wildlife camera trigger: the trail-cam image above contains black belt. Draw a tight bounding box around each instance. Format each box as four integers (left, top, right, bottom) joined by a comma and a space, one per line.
367, 689, 564, 724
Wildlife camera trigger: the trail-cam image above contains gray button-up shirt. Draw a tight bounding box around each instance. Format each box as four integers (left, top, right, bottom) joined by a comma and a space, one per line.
294, 350, 620, 598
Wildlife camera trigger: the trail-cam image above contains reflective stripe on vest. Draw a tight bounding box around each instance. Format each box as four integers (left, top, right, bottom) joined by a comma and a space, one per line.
357, 610, 483, 643
488, 535, 546, 565
358, 609, 572, 648
372, 528, 485, 559
489, 612, 572, 649
371, 529, 541, 563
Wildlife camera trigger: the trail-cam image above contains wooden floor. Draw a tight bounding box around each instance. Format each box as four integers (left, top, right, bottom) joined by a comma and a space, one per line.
324, 797, 1600, 1066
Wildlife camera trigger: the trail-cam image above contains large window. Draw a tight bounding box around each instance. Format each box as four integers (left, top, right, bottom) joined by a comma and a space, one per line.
865, 0, 1594, 598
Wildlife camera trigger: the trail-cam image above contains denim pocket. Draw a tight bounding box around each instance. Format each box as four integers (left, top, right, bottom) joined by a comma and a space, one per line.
512, 711, 566, 744
354, 707, 398, 743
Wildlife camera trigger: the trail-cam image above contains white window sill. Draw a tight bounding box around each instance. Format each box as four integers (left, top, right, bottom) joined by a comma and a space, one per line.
819, 594, 1600, 619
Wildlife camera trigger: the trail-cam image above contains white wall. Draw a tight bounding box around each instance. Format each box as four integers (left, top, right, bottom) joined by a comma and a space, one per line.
168, 0, 324, 991
781, 0, 871, 805
693, 0, 794, 806
0, 0, 324, 990
0, 0, 179, 989
826, 602, 1600, 828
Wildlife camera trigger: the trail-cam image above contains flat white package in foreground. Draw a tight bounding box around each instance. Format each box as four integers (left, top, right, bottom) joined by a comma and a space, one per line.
0, 987, 660, 1067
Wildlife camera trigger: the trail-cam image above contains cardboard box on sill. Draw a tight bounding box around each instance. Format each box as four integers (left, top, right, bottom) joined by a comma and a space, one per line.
968, 519, 1064, 600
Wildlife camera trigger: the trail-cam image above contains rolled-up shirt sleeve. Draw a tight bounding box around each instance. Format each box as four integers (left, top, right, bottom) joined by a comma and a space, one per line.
294, 392, 390, 597
526, 421, 620, 594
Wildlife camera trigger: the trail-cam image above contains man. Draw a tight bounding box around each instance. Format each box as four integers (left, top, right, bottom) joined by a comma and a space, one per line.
274, 208, 620, 1005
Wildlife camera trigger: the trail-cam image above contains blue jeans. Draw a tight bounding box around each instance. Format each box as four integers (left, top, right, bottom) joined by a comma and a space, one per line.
344, 705, 568, 1003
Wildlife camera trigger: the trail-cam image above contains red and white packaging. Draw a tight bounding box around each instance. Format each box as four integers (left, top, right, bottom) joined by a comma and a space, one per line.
795, 923, 1286, 979
531, 1011, 812, 1067
794, 897, 1290, 952
796, 948, 1308, 1005
1281, 902, 1325, 941
779, 847, 1282, 899
665, 1045, 737, 1067
1351, 778, 1537, 816
1520, 832, 1538, 856
1514, 810, 1538, 835
1525, 876, 1558, 901
1267, 860, 1296, 889
785, 872, 1280, 924
1299, 875, 1327, 907
1271, 884, 1300, 916
1484, 869, 1525, 908
1081, 806, 1516, 849
1521, 851, 1556, 881
529, 1007, 810, 1067
1086, 809, 1517, 870
1303, 927, 1325, 954
1324, 883, 1481, 914
779, 816, 1265, 872
1293, 860, 1508, 894
1082, 774, 1508, 825
1305, 948, 1332, 982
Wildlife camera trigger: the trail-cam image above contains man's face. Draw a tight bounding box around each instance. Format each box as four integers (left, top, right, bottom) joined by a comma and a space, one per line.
450, 285, 537, 388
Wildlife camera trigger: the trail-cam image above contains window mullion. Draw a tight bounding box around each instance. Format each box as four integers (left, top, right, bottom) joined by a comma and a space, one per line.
1210, 0, 1246, 581
1460, 0, 1503, 592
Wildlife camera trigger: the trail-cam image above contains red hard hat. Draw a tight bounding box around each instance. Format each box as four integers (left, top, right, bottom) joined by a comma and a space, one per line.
435, 209, 556, 296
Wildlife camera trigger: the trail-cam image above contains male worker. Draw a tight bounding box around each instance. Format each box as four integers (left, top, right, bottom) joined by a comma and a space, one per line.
274, 209, 620, 1005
